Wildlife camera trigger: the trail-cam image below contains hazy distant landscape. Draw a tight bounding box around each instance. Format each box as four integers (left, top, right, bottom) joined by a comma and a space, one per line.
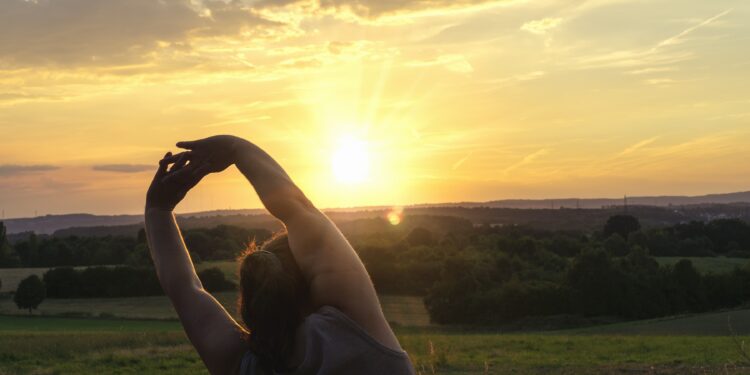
5, 194, 750, 373
6, 190, 750, 235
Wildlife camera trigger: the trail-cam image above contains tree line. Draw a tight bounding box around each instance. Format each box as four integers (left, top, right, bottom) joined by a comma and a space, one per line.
0, 222, 271, 268
5, 215, 750, 324
9, 266, 235, 313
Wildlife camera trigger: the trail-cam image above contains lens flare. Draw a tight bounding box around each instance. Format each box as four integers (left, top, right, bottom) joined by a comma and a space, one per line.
387, 207, 403, 225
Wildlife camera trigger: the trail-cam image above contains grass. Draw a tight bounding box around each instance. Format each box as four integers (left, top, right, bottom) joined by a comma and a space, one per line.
0, 292, 430, 327
655, 256, 748, 274
1, 315, 749, 374
4, 260, 750, 373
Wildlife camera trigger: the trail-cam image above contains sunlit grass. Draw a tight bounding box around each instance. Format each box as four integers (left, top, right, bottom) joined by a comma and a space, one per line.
1, 316, 749, 374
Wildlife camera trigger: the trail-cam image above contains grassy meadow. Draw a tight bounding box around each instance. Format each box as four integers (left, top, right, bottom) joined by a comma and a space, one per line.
2, 314, 750, 374
4, 261, 750, 374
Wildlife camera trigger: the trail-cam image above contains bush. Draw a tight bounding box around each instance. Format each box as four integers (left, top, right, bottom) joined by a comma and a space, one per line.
604, 215, 641, 239
14, 275, 46, 313
198, 267, 236, 292
43, 266, 162, 298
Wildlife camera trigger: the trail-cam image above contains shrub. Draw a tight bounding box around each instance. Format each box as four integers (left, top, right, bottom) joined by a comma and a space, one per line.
14, 275, 46, 314
198, 267, 236, 292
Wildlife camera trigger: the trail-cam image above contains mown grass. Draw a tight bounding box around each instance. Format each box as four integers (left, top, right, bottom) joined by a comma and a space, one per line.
1, 316, 750, 375
0, 291, 430, 327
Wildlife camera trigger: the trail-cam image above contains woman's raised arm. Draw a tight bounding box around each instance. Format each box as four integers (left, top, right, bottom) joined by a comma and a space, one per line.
177, 135, 403, 351
144, 152, 246, 375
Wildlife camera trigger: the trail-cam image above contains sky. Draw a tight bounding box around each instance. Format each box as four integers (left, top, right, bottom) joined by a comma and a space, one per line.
0, 0, 749, 218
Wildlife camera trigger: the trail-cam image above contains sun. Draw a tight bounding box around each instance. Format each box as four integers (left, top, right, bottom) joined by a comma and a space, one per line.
331, 135, 370, 184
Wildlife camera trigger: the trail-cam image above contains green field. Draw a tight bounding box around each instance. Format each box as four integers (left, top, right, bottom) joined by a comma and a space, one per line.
4, 261, 750, 374
2, 315, 750, 374
655, 257, 748, 274
0, 292, 430, 327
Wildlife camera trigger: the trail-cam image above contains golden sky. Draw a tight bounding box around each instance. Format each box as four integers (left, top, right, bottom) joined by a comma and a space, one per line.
1, 0, 749, 218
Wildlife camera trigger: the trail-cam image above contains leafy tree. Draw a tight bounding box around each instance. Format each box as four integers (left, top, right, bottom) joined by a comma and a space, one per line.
43, 267, 80, 298
404, 227, 435, 247
566, 250, 624, 316
603, 215, 641, 239
137, 228, 148, 244
198, 267, 236, 292
0, 222, 20, 267
14, 275, 46, 314
604, 234, 629, 257
125, 243, 152, 267
670, 259, 707, 312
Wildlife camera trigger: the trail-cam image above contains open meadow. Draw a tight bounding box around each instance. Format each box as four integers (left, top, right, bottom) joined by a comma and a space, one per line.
2, 313, 750, 375
4, 256, 750, 373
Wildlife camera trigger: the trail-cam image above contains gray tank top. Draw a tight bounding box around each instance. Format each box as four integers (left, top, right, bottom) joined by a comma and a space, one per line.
240, 306, 415, 375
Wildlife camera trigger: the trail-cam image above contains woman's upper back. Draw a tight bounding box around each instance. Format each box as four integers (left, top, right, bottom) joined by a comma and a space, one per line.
241, 306, 415, 375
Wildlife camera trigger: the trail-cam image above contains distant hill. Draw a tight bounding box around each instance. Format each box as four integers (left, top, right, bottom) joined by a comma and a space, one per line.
3, 190, 750, 234
426, 191, 750, 210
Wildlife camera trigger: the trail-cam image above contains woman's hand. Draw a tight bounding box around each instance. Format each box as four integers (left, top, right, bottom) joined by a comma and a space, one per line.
146, 152, 212, 211
176, 135, 246, 174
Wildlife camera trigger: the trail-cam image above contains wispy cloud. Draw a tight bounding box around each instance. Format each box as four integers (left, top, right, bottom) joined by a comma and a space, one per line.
406, 54, 474, 74
0, 165, 60, 176
503, 149, 548, 174
520, 17, 563, 35
628, 67, 677, 75
92, 164, 153, 173
574, 8, 732, 71
452, 152, 473, 170
653, 9, 732, 49
617, 137, 659, 157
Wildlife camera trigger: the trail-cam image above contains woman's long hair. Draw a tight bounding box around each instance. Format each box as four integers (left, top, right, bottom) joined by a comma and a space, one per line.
238, 232, 309, 372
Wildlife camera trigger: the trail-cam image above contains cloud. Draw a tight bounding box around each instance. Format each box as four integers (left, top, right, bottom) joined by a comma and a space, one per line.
0, 165, 60, 176
91, 164, 153, 173
452, 152, 473, 170
573, 8, 732, 71
406, 54, 474, 74
503, 149, 548, 174
617, 137, 659, 157
0, 0, 282, 68
654, 9, 731, 49
257, 0, 513, 20
520, 17, 563, 35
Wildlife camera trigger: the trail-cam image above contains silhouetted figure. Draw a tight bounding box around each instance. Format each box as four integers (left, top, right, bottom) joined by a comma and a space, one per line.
145, 135, 415, 374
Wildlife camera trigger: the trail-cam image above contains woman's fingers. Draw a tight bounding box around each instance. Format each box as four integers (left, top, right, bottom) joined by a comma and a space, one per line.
154, 152, 172, 178
176, 140, 199, 150
168, 152, 192, 173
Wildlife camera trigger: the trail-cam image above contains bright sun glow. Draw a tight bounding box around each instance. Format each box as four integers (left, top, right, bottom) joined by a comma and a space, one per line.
331, 136, 370, 184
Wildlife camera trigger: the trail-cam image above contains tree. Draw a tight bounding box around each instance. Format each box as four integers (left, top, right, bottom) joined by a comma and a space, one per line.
405, 227, 435, 247
603, 215, 641, 240
670, 259, 706, 312
0, 222, 20, 267
604, 233, 630, 257
198, 267, 236, 292
14, 275, 46, 314
137, 228, 148, 244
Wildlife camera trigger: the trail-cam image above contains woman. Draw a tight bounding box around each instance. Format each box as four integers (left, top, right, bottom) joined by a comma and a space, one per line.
145, 135, 415, 374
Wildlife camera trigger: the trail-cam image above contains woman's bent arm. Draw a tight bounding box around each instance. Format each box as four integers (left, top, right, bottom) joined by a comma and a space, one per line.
145, 155, 246, 375
231, 139, 403, 351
